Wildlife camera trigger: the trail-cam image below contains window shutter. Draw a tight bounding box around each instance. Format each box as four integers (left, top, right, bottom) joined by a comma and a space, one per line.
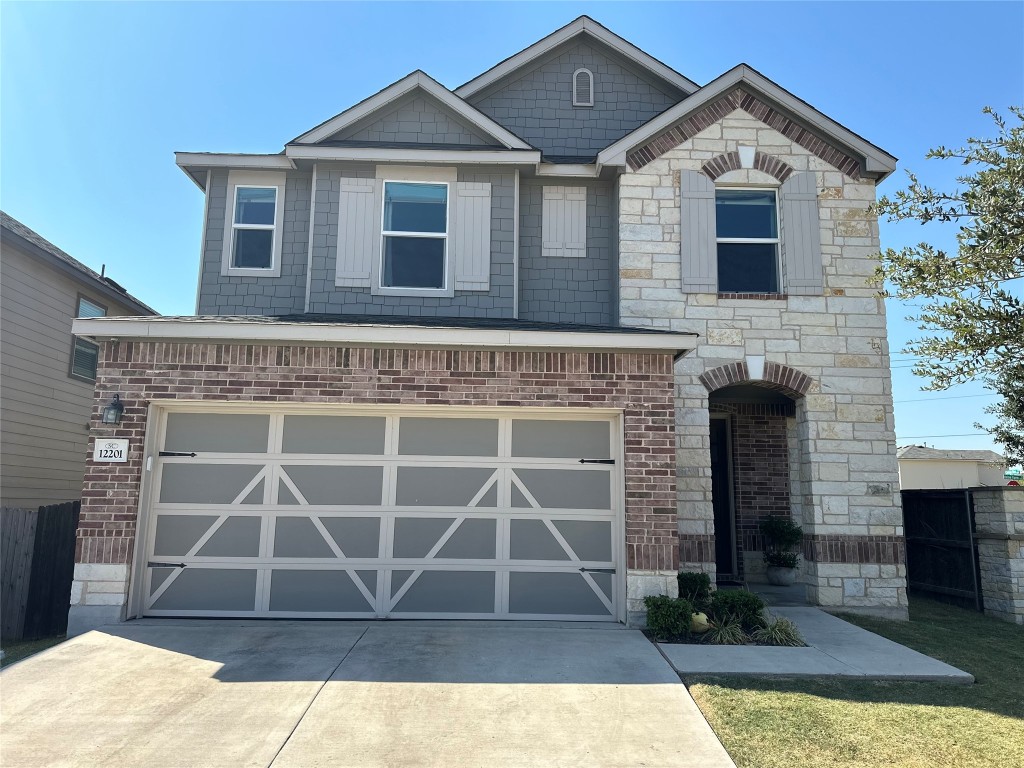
452, 181, 492, 291
780, 172, 824, 295
679, 170, 717, 293
542, 186, 586, 258
335, 179, 382, 287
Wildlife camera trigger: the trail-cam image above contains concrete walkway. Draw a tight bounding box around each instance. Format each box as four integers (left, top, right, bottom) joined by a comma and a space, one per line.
659, 607, 974, 683
0, 621, 735, 768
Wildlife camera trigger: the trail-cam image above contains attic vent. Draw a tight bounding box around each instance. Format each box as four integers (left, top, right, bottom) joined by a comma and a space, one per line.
572, 68, 594, 107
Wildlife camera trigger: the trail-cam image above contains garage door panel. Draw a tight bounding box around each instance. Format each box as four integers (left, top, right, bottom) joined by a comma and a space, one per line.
280, 465, 384, 506
512, 468, 611, 510
508, 572, 611, 617
153, 514, 220, 556
150, 569, 257, 612
195, 516, 262, 558
391, 570, 496, 614
511, 419, 610, 459
273, 517, 337, 558
159, 465, 264, 504
436, 518, 497, 560
319, 517, 381, 559
552, 520, 613, 562
510, 519, 572, 561
395, 467, 497, 507
268, 570, 374, 613
164, 413, 270, 454
398, 418, 499, 457
282, 415, 386, 455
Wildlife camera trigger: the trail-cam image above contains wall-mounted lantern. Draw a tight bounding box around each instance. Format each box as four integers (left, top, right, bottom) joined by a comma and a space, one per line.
100, 394, 124, 425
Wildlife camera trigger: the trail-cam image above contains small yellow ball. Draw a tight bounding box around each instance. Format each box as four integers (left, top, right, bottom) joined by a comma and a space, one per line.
690, 612, 711, 634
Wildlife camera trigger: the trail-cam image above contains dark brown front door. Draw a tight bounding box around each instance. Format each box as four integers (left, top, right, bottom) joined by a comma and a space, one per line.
709, 417, 736, 577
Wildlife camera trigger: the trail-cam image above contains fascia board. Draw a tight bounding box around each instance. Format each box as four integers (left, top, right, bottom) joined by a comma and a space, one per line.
597, 65, 898, 178
285, 145, 541, 165
535, 164, 601, 178
292, 71, 533, 150
455, 17, 698, 99
72, 317, 698, 355
175, 153, 295, 191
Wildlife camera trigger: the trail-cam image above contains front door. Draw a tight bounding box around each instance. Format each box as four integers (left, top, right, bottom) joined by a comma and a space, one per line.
709, 416, 736, 579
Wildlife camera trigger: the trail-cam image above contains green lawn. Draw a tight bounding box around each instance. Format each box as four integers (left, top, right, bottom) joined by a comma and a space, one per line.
1, 636, 66, 668
687, 598, 1024, 768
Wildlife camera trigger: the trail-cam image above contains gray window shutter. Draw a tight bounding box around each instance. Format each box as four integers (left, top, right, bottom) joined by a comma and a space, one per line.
452, 181, 492, 291
335, 179, 382, 287
780, 172, 824, 295
542, 186, 586, 258
679, 170, 717, 292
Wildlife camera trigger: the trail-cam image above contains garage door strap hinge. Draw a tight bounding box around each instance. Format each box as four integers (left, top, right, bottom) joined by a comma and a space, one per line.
147, 562, 187, 569
578, 458, 615, 465
158, 451, 197, 457
579, 567, 616, 574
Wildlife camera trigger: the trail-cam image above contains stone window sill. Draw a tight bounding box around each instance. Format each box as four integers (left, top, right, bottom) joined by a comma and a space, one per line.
718, 292, 788, 301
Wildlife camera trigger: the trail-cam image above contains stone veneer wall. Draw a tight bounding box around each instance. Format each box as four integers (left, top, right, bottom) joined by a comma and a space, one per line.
973, 487, 1024, 624
70, 340, 679, 631
617, 108, 908, 616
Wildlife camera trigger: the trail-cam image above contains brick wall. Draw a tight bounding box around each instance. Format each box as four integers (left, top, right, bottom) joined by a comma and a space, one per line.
731, 411, 791, 571
78, 341, 679, 592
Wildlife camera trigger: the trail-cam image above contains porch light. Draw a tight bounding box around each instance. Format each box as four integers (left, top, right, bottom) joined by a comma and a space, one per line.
101, 394, 124, 425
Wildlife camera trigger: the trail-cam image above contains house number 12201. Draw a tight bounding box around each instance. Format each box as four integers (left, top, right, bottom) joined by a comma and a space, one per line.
93, 439, 129, 463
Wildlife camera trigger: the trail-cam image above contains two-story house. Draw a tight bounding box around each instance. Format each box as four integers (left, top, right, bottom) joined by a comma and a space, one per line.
70, 17, 907, 632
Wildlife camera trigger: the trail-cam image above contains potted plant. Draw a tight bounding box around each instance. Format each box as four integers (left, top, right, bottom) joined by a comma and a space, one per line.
759, 516, 803, 586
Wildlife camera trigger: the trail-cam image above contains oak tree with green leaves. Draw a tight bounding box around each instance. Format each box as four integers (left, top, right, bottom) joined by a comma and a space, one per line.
874, 107, 1023, 465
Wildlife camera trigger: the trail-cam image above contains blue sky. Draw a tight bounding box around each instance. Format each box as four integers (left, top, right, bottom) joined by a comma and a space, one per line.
2, 2, 1022, 457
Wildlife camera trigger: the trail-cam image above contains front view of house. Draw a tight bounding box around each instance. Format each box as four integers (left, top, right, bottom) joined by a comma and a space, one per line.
70, 17, 908, 632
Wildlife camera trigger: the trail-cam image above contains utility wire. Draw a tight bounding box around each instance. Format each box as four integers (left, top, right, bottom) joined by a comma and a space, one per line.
898, 432, 987, 438
894, 393, 997, 403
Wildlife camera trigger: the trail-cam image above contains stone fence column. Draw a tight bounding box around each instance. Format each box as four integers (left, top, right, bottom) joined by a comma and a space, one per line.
972, 487, 1024, 624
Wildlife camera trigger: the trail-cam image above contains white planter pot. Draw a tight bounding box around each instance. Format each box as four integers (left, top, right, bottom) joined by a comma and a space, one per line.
766, 566, 798, 586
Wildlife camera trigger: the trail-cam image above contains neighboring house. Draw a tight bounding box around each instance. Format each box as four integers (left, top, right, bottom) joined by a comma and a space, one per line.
897, 446, 1008, 489
0, 212, 155, 509
70, 16, 908, 632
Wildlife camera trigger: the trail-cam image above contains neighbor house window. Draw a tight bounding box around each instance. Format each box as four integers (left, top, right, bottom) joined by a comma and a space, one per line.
381, 181, 448, 290
572, 68, 594, 107
70, 295, 105, 381
716, 188, 780, 293
231, 186, 277, 269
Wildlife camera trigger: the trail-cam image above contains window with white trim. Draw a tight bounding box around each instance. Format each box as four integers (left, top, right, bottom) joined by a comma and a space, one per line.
380, 181, 448, 290
231, 186, 277, 269
715, 188, 780, 293
70, 295, 105, 381
572, 68, 594, 107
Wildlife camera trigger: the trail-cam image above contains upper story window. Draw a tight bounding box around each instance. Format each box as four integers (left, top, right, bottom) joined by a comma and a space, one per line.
572, 68, 594, 107
70, 295, 106, 381
715, 188, 779, 293
381, 181, 448, 290
221, 170, 286, 278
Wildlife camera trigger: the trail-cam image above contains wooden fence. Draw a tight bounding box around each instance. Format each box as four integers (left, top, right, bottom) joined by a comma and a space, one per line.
901, 489, 983, 610
1, 501, 80, 641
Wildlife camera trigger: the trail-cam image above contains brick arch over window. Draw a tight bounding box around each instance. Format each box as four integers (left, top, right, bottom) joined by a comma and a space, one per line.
701, 151, 795, 183
699, 360, 812, 399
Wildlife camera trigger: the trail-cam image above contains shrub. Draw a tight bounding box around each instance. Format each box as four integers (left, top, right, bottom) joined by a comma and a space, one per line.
760, 516, 804, 568
703, 618, 746, 645
708, 589, 766, 631
677, 571, 712, 610
752, 617, 804, 647
765, 551, 801, 568
644, 595, 694, 642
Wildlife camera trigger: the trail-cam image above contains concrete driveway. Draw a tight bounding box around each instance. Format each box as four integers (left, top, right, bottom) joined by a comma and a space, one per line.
0, 621, 733, 768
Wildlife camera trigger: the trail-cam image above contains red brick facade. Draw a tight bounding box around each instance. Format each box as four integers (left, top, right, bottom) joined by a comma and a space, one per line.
80, 341, 679, 574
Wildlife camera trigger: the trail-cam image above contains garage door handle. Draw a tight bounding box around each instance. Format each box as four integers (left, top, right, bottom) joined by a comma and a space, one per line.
158, 451, 197, 457
579, 567, 616, 574
578, 459, 615, 465
147, 562, 187, 569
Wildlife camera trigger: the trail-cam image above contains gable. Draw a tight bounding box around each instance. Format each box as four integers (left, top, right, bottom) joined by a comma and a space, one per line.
467, 36, 687, 161
323, 93, 498, 148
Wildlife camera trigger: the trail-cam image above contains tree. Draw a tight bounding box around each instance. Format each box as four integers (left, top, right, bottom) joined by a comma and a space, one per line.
874, 106, 1024, 465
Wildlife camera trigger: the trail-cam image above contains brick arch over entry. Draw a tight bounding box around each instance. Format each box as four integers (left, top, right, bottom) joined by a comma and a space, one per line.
699, 360, 812, 399
701, 151, 795, 183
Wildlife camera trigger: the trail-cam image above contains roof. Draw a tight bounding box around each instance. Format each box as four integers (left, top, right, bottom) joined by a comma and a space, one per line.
455, 16, 698, 99
71, 314, 699, 357
0, 211, 156, 315
897, 446, 1006, 464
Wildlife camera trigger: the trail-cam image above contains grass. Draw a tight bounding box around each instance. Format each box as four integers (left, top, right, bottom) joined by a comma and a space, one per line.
1, 636, 65, 668
687, 598, 1024, 768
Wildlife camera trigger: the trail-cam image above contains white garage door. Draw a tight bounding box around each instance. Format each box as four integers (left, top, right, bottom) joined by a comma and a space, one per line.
141, 408, 622, 621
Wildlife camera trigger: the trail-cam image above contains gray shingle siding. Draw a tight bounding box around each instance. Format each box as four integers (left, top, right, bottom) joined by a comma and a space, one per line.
197, 170, 310, 315
330, 94, 497, 147
518, 179, 616, 325
305, 166, 515, 318
468, 40, 683, 159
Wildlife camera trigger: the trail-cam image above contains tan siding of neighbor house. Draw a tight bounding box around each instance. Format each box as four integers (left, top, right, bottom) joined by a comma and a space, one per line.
0, 244, 141, 508
898, 459, 1006, 490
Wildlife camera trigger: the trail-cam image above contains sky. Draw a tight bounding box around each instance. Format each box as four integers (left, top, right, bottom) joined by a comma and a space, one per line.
2, 1, 1022, 459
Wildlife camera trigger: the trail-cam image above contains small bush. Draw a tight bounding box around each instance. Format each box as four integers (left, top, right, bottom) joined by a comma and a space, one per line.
703, 618, 746, 645
644, 595, 694, 642
760, 516, 803, 568
765, 551, 801, 568
677, 571, 712, 610
708, 589, 766, 630
751, 616, 805, 647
